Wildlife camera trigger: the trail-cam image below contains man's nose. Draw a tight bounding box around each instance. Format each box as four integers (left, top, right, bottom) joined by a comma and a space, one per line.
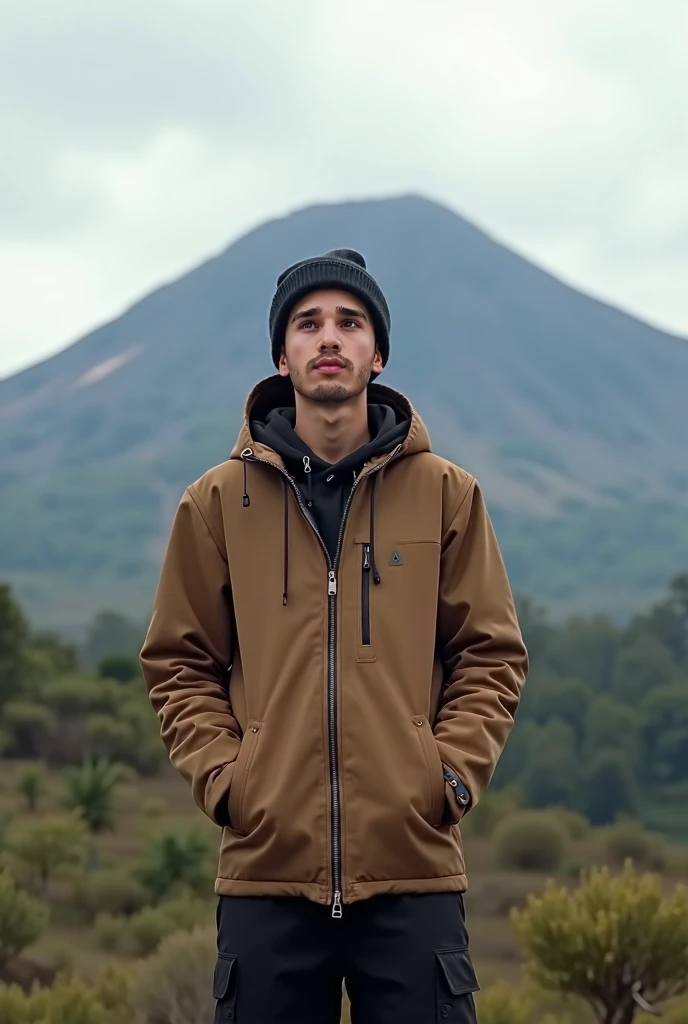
318, 318, 340, 348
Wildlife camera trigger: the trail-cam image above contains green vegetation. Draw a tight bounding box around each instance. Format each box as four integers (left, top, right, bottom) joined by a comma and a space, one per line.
512, 863, 688, 1022
0, 576, 687, 1020
493, 574, 688, 839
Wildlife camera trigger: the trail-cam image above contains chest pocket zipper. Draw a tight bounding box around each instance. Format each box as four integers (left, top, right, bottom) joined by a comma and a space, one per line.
361, 543, 372, 645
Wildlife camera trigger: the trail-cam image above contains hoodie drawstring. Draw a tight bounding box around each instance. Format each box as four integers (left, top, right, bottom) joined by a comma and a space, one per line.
242, 448, 384, 605
282, 477, 290, 606
369, 474, 381, 585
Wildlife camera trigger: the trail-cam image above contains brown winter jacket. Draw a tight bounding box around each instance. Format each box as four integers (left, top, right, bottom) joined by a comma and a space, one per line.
140, 376, 528, 913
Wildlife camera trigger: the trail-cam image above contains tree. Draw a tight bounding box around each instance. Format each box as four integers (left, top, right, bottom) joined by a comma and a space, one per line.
520, 719, 580, 809
137, 830, 212, 901
16, 763, 46, 812
631, 573, 688, 664
98, 653, 139, 682
63, 758, 128, 836
583, 750, 637, 826
583, 696, 642, 771
514, 594, 555, 666
0, 869, 48, 972
1, 701, 57, 758
641, 684, 688, 784
81, 611, 143, 672
0, 582, 29, 708
28, 629, 78, 676
9, 813, 87, 898
611, 634, 679, 704
545, 614, 620, 693
512, 861, 688, 1023
520, 671, 592, 745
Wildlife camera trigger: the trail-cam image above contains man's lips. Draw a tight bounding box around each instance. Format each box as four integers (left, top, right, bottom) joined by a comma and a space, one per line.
313, 360, 345, 374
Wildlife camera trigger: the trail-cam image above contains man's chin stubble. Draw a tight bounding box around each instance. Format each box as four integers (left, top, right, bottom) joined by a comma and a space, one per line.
291, 367, 371, 404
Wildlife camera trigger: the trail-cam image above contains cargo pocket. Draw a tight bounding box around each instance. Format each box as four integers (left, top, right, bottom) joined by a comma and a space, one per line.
435, 947, 479, 1021
213, 953, 237, 1022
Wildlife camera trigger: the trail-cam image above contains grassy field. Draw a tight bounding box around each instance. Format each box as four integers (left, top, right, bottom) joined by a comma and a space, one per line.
0, 758, 685, 999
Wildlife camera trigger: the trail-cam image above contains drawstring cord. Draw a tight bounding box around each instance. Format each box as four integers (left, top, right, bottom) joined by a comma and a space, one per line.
282, 477, 289, 606
369, 474, 381, 585
242, 446, 393, 606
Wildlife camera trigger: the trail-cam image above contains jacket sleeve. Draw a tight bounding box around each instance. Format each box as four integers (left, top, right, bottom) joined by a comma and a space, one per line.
434, 477, 528, 822
140, 484, 241, 827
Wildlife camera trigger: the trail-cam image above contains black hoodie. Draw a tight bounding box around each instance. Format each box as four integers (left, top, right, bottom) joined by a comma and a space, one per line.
252, 398, 410, 562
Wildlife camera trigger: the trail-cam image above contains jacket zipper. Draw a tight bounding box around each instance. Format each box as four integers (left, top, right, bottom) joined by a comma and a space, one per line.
361, 543, 371, 645
241, 443, 403, 917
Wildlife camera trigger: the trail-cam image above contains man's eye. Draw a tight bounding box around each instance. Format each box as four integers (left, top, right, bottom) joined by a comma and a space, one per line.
342, 319, 358, 328
299, 321, 316, 329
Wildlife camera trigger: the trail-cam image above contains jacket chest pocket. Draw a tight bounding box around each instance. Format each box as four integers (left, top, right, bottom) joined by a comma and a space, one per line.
355, 539, 440, 665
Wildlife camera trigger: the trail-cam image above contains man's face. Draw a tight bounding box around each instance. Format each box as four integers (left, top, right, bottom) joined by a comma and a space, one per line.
279, 288, 383, 404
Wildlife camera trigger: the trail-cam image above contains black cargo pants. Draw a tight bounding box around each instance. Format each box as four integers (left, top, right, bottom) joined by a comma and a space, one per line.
213, 892, 479, 1023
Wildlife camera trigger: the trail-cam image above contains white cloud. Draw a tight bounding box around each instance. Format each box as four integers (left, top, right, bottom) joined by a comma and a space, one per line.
1, 0, 687, 378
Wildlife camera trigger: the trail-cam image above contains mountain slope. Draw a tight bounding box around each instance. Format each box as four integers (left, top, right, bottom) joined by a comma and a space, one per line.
1, 194, 687, 626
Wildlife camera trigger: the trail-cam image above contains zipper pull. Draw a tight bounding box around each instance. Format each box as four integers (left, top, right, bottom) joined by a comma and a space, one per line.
303, 456, 311, 474
328, 571, 337, 596
332, 891, 343, 919
363, 543, 371, 571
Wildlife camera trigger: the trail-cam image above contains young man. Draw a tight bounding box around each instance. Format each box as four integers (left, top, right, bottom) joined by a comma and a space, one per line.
140, 248, 528, 1023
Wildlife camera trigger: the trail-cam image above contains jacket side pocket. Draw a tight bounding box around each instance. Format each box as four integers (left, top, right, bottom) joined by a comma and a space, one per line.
227, 721, 262, 836
413, 715, 445, 827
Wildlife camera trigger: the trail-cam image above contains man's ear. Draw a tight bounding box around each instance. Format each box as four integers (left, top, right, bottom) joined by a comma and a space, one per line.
278, 347, 290, 377
371, 347, 384, 376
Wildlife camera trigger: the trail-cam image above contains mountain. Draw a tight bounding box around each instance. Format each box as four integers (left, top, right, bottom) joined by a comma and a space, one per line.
2, 194, 688, 629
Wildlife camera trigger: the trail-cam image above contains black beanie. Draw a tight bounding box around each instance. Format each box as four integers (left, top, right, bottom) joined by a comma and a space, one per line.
269, 248, 391, 369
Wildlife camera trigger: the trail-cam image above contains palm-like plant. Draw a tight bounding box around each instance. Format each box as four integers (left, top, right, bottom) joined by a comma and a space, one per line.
62, 758, 128, 836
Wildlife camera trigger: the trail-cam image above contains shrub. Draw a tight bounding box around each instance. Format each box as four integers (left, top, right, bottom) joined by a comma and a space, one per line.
9, 813, 87, 898
0, 869, 48, 971
95, 913, 130, 953
0, 971, 139, 1024
603, 819, 666, 869
136, 830, 212, 901
1, 703, 57, 758
492, 811, 567, 873
16, 763, 47, 813
475, 981, 535, 1024
512, 862, 688, 1022
74, 869, 150, 921
132, 925, 216, 1024
461, 789, 521, 838
96, 897, 210, 957
476, 981, 575, 1024
544, 807, 590, 841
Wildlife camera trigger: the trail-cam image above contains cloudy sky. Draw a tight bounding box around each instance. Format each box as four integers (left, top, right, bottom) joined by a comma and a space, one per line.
1, 0, 687, 379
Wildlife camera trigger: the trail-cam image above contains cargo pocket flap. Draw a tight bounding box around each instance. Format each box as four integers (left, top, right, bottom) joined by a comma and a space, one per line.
213, 954, 237, 1000
436, 948, 480, 996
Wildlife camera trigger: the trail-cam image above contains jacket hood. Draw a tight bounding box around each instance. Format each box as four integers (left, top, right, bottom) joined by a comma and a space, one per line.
230, 375, 432, 464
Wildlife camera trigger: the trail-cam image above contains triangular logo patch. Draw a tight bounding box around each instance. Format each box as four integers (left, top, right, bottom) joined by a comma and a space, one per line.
388, 550, 404, 566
